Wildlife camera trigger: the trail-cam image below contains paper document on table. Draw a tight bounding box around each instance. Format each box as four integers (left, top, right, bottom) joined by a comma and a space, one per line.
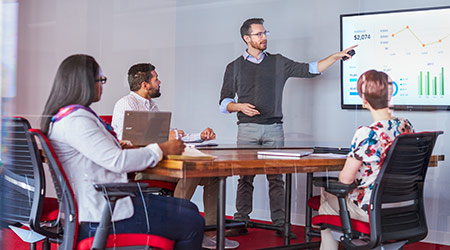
166, 146, 215, 160
311, 153, 348, 159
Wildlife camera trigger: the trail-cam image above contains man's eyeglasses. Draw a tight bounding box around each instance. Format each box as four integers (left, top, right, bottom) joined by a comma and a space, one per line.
248, 31, 270, 38
95, 76, 107, 85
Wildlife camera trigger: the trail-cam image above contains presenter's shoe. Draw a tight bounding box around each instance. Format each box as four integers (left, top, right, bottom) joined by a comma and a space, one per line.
202, 236, 239, 249
224, 227, 248, 237
274, 229, 298, 239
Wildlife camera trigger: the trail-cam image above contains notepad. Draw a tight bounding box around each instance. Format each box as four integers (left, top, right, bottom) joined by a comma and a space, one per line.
257, 149, 313, 159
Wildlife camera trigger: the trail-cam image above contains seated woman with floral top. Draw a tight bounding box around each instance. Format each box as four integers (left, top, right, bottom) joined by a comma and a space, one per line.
318, 69, 414, 250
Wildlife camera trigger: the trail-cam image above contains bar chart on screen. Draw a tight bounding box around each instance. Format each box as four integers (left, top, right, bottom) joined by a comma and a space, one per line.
341, 7, 450, 109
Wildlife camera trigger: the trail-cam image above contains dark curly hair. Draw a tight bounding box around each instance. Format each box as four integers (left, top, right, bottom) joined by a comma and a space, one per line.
127, 63, 156, 91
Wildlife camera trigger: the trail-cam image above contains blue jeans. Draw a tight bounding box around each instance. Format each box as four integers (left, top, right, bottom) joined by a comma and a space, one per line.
78, 194, 204, 250
234, 123, 285, 226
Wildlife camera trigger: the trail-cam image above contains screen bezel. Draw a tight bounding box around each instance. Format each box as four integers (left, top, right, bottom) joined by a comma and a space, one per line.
340, 6, 450, 111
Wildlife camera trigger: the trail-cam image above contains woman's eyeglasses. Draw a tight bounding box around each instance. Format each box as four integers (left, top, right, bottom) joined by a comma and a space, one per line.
95, 76, 107, 85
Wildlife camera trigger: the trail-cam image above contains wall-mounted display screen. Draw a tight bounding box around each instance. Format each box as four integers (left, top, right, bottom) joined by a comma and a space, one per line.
341, 6, 450, 110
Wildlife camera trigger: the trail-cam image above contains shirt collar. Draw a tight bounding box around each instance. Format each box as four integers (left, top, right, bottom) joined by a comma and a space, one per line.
242, 50, 267, 64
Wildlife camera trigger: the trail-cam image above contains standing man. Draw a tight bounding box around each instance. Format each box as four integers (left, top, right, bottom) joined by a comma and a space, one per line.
219, 18, 356, 238
112, 63, 238, 249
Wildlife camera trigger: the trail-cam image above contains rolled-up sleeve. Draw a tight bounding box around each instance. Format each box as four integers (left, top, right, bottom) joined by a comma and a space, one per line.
219, 98, 235, 114
308, 61, 321, 74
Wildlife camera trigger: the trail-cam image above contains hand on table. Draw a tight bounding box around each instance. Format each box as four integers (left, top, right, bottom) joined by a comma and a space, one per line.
169, 129, 185, 140
201, 128, 216, 141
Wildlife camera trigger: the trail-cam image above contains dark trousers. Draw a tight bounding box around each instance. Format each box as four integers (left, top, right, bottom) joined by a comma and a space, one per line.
78, 194, 204, 250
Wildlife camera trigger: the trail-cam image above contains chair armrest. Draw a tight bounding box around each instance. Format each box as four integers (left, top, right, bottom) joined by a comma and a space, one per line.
91, 182, 151, 250
313, 177, 356, 198
313, 176, 338, 187
93, 182, 150, 199
314, 177, 358, 244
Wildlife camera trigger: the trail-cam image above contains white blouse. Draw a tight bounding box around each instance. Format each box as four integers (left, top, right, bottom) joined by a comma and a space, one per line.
48, 108, 162, 222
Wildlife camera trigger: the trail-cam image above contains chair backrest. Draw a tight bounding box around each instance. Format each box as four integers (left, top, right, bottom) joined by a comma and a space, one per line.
28, 128, 79, 250
1, 117, 46, 229
369, 131, 442, 245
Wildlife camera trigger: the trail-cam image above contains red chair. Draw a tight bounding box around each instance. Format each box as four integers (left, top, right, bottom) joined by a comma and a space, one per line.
307, 195, 321, 211
99, 114, 177, 196
99, 114, 113, 125
27, 128, 174, 250
312, 132, 442, 250
1, 117, 60, 249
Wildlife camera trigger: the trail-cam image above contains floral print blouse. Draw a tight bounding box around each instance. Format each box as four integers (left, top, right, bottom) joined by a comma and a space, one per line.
347, 117, 414, 213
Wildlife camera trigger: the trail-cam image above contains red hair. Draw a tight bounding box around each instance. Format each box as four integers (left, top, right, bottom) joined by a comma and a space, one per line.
357, 70, 392, 109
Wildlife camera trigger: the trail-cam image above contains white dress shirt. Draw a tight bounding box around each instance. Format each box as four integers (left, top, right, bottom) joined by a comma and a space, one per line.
112, 91, 202, 142
48, 108, 163, 222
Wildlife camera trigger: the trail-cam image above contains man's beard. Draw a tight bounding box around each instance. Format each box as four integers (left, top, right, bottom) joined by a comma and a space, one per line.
149, 88, 161, 98
250, 40, 267, 51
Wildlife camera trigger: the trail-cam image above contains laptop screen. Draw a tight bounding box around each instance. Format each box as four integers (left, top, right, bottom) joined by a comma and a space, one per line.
121, 111, 171, 146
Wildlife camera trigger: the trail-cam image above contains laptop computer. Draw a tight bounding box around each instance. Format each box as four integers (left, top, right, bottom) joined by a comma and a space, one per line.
313, 146, 350, 155
121, 111, 171, 146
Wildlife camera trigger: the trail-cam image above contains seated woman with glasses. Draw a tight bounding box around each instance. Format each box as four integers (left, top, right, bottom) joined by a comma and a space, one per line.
318, 70, 414, 250
41, 54, 204, 249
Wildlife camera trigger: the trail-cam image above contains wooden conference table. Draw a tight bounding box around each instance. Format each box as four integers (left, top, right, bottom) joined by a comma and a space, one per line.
140, 145, 443, 250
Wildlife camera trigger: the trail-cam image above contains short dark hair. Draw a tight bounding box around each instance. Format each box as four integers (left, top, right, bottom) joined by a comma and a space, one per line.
240, 18, 264, 43
357, 70, 392, 109
127, 63, 156, 91
41, 54, 99, 134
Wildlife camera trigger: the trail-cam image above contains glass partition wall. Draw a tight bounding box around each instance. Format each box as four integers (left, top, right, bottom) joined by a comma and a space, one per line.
2, 0, 449, 248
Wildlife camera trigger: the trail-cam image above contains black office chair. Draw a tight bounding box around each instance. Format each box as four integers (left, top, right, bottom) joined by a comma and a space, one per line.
1, 117, 60, 249
305, 147, 350, 242
27, 128, 174, 250
312, 131, 443, 250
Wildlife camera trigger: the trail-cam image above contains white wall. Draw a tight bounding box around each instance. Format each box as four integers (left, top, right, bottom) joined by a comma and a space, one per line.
13, 0, 450, 245
15, 0, 177, 125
